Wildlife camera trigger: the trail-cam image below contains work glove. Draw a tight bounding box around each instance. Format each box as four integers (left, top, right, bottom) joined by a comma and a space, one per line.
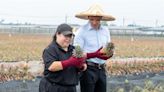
87, 47, 113, 60
61, 56, 86, 69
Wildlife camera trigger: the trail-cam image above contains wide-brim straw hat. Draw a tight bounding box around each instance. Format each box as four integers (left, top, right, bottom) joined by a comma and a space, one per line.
75, 4, 115, 21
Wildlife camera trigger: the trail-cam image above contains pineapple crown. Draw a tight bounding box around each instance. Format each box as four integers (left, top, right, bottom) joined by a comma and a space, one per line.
72, 45, 84, 58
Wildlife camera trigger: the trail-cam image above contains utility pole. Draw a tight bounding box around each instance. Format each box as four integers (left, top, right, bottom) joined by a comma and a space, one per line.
123, 17, 125, 27
123, 17, 126, 35
65, 14, 68, 23
155, 19, 158, 27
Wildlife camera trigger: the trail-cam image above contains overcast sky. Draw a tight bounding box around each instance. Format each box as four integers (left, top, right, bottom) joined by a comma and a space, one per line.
0, 0, 164, 26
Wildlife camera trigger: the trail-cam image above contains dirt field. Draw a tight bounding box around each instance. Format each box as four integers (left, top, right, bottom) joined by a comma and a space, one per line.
0, 33, 164, 62
0, 33, 164, 92
112, 36, 164, 58
0, 34, 51, 61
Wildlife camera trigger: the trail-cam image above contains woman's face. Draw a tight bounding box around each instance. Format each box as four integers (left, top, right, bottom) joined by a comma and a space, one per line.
56, 33, 73, 48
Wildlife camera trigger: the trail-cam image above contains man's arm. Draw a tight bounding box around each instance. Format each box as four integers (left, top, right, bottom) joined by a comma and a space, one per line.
74, 28, 84, 48
106, 27, 111, 43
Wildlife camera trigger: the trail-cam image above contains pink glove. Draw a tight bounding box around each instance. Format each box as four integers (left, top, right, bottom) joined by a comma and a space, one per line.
86, 47, 103, 59
87, 47, 113, 60
78, 62, 87, 71
97, 52, 113, 60
61, 56, 86, 69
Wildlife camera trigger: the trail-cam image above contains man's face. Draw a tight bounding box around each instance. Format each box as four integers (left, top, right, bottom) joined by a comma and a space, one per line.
88, 16, 102, 29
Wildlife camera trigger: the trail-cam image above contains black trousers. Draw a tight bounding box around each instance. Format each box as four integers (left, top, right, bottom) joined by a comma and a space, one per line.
39, 77, 76, 92
80, 65, 107, 92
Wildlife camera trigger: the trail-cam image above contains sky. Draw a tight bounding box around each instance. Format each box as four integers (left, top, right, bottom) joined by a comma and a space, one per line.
0, 0, 164, 26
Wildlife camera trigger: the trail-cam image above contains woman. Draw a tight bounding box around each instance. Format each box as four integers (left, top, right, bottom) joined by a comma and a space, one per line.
39, 23, 86, 92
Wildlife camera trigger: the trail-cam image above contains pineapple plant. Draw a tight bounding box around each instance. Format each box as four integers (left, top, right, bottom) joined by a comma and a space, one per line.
100, 42, 115, 57
144, 80, 154, 91
132, 86, 143, 92
112, 87, 124, 92
73, 45, 84, 58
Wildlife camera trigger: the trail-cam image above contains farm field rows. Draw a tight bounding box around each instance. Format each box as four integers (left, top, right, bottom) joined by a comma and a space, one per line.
0, 33, 164, 62
0, 33, 164, 92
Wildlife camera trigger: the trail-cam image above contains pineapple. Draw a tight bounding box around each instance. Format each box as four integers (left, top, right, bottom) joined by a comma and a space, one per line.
100, 42, 115, 57
73, 45, 84, 58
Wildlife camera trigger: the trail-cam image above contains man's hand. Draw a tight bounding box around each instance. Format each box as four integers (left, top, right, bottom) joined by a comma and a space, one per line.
87, 47, 113, 60
98, 50, 114, 60
86, 47, 103, 59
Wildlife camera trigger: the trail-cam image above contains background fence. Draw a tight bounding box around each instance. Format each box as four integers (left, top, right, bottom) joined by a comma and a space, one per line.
0, 24, 164, 37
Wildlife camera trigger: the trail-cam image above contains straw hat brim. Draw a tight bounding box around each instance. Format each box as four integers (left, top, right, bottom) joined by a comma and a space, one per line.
75, 4, 115, 21
75, 13, 115, 21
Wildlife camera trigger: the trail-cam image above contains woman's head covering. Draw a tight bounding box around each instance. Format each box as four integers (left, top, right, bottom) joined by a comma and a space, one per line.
53, 23, 73, 41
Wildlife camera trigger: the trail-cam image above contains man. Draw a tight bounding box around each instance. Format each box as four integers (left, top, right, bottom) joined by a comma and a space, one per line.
74, 4, 115, 92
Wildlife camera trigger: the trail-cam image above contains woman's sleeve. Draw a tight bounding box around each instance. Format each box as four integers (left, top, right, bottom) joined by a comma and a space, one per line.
42, 47, 58, 70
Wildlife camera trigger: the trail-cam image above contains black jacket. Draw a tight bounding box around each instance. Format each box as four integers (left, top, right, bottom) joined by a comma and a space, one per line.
43, 41, 79, 86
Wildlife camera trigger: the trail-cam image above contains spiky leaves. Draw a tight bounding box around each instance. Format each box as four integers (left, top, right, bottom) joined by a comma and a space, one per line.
101, 42, 115, 57
73, 45, 83, 58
